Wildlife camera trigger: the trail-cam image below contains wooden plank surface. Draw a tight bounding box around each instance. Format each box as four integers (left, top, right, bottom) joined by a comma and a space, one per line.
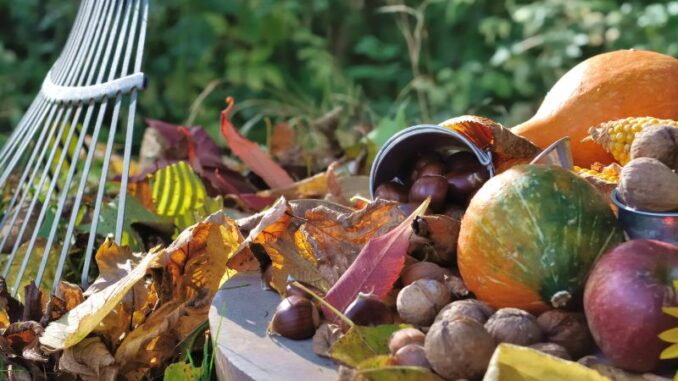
209, 272, 338, 381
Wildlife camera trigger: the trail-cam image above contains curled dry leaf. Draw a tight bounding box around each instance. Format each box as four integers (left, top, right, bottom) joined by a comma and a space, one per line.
408, 215, 461, 266
39, 246, 163, 350
85, 238, 150, 308
59, 337, 117, 381
1, 321, 46, 362
312, 323, 343, 358
255, 171, 329, 200
440, 115, 541, 172
0, 277, 23, 325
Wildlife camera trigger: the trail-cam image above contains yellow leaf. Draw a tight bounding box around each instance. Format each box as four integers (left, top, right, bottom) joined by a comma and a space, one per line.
149, 161, 222, 230
673, 279, 678, 290
660, 343, 678, 360
483, 344, 610, 381
39, 247, 163, 350
164, 361, 200, 381
663, 307, 678, 319
256, 171, 328, 199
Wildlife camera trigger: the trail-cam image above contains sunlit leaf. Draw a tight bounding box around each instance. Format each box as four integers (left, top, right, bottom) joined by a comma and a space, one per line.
329, 324, 410, 367
164, 361, 200, 381
148, 161, 223, 230
484, 344, 609, 381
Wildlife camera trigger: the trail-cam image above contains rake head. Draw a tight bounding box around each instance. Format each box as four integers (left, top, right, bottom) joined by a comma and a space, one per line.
0, 0, 149, 296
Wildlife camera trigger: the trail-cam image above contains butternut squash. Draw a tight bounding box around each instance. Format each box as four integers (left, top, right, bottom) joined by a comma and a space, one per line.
513, 50, 678, 167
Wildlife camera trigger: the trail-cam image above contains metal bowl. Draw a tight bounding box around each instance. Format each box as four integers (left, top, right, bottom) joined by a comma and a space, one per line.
611, 189, 678, 245
369, 124, 494, 197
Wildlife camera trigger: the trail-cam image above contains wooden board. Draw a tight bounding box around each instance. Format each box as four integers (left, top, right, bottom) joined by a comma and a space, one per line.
209, 272, 338, 381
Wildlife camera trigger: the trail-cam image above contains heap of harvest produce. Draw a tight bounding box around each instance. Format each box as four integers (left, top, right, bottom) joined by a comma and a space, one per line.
237, 49, 678, 381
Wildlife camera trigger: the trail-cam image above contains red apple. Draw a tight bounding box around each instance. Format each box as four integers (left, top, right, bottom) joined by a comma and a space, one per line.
584, 239, 678, 372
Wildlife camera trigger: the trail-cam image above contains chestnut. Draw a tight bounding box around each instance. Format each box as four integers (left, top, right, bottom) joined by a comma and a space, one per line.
409, 175, 448, 212
445, 168, 490, 204
344, 292, 393, 327
270, 295, 321, 340
444, 151, 482, 173
374, 181, 409, 203
416, 161, 446, 178
411, 153, 445, 182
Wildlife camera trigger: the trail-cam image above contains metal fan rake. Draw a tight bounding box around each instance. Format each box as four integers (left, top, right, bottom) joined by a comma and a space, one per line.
0, 0, 148, 296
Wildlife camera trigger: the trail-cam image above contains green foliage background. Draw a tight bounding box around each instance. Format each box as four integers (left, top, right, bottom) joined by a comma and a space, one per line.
1, 0, 676, 148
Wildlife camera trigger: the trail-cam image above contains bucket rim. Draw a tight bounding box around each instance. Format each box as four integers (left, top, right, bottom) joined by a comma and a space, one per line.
369, 124, 494, 197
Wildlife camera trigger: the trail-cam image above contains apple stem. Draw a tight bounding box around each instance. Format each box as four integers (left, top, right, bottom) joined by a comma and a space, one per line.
551, 290, 572, 308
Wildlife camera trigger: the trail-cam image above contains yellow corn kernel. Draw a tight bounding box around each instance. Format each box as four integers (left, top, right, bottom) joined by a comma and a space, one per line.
587, 117, 678, 165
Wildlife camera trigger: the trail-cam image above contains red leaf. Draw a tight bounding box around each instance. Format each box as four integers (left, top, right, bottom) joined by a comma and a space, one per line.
220, 97, 295, 189
322, 200, 430, 321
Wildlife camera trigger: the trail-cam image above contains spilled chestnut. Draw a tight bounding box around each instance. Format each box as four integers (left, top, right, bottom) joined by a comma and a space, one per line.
409, 175, 448, 212
286, 281, 325, 300
416, 161, 446, 178
411, 153, 445, 181
344, 292, 394, 327
444, 151, 483, 173
270, 295, 321, 340
445, 168, 490, 204
374, 181, 409, 203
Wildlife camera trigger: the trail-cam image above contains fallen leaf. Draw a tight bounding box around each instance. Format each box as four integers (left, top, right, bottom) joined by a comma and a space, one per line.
22, 283, 43, 323
255, 172, 328, 199
0, 278, 24, 323
297, 199, 405, 285
312, 323, 343, 358
329, 324, 410, 367
84, 238, 148, 310
408, 215, 460, 266
56, 281, 84, 311
164, 361, 201, 381
147, 161, 223, 230
353, 367, 445, 381
40, 247, 162, 350
221, 97, 294, 188
59, 337, 117, 381
323, 200, 429, 320
355, 355, 393, 369
2, 321, 45, 361
485, 344, 609, 381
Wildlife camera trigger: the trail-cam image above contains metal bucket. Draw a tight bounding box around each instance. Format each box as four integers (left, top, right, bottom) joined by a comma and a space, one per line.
611, 189, 678, 245
369, 124, 494, 197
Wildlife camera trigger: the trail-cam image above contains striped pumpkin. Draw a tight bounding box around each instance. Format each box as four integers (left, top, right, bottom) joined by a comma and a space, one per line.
457, 165, 624, 313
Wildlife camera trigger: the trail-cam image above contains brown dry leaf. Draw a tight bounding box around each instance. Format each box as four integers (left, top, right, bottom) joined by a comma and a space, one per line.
408, 215, 461, 266
22, 283, 43, 323
56, 281, 84, 311
297, 199, 404, 284
254, 206, 330, 293
256, 171, 328, 199
312, 323, 343, 358
113, 213, 242, 378
0, 278, 23, 324
270, 122, 302, 166
40, 247, 163, 350
114, 291, 208, 379
59, 337, 117, 381
2, 321, 46, 361
84, 238, 148, 309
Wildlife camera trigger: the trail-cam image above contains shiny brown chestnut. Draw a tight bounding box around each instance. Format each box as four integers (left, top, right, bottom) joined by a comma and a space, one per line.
445, 168, 490, 204
409, 175, 448, 212
374, 181, 409, 203
270, 295, 321, 340
344, 292, 394, 327
411, 153, 445, 181
444, 151, 483, 173
416, 161, 446, 178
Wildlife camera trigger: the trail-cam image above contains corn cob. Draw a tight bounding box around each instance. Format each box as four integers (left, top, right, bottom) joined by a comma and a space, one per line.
574, 162, 622, 196
585, 117, 678, 165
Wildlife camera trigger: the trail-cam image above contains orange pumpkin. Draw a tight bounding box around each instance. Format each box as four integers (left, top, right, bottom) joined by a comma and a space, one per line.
513, 50, 678, 167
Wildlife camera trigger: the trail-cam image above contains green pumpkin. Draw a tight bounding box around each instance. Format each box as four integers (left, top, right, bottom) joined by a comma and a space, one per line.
457, 164, 624, 313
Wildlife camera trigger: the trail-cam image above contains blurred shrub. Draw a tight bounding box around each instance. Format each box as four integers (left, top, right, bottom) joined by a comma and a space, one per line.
1, 0, 676, 146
